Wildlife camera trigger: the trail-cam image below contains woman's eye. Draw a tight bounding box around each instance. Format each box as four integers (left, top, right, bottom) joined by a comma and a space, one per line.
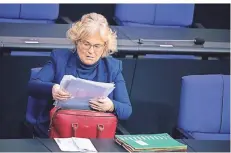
84, 43, 90, 46
94, 45, 100, 48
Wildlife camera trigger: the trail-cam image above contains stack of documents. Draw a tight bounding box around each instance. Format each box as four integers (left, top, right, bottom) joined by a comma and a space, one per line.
115, 133, 187, 152
54, 75, 115, 109
54, 137, 97, 152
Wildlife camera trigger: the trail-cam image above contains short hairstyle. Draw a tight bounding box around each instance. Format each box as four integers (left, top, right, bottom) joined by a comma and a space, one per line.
67, 12, 117, 56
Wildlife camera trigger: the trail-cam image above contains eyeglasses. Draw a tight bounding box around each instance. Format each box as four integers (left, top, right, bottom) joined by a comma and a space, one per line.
78, 40, 105, 52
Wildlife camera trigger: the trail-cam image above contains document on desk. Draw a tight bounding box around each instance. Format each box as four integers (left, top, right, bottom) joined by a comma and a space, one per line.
54, 137, 97, 152
54, 75, 115, 108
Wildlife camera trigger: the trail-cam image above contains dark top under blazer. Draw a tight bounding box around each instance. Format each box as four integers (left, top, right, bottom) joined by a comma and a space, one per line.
28, 49, 132, 120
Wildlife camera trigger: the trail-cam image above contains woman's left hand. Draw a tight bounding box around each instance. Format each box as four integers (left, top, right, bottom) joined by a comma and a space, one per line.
89, 97, 114, 112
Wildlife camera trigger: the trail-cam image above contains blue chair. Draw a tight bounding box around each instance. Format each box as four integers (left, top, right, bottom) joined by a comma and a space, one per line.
177, 74, 230, 140
0, 4, 59, 56
114, 4, 200, 59
26, 67, 51, 137
114, 4, 195, 27
0, 4, 59, 23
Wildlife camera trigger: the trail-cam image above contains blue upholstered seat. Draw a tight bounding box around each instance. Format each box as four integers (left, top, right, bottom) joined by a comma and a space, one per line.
26, 67, 50, 137
0, 4, 59, 23
114, 4, 195, 27
177, 74, 230, 140
0, 4, 59, 56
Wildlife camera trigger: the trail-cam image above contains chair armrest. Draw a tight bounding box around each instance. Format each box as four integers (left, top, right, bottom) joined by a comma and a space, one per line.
175, 127, 194, 139
116, 123, 130, 135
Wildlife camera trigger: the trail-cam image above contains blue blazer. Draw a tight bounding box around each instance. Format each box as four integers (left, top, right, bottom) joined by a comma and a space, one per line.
28, 49, 132, 120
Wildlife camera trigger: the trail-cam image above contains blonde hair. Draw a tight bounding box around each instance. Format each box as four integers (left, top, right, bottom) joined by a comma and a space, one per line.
67, 13, 117, 57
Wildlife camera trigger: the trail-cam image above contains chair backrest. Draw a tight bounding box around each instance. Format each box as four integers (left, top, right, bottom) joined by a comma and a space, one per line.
26, 67, 49, 125
178, 74, 230, 134
0, 4, 59, 23
20, 4, 59, 21
0, 4, 20, 19
154, 4, 194, 27
0, 4, 59, 56
114, 4, 195, 27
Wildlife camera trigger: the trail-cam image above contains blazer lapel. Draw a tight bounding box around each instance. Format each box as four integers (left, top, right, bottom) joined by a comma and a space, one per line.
96, 59, 108, 83
65, 52, 77, 77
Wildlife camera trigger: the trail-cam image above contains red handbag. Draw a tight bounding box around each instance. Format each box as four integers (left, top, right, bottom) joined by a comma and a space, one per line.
49, 107, 118, 138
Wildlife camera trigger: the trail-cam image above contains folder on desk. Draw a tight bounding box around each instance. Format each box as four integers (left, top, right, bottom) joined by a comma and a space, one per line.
115, 133, 187, 152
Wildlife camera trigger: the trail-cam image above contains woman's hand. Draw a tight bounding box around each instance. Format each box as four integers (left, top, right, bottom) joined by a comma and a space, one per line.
52, 84, 71, 101
89, 97, 114, 112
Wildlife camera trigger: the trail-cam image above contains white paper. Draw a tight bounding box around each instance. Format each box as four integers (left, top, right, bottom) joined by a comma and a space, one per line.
55, 75, 115, 108
72, 137, 97, 152
54, 138, 79, 151
54, 137, 97, 152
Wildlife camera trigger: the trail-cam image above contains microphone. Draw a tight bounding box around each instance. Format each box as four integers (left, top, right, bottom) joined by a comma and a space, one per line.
138, 37, 205, 46
194, 37, 205, 45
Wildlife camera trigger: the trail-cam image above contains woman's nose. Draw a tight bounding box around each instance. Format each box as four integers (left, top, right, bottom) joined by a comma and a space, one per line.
88, 46, 95, 54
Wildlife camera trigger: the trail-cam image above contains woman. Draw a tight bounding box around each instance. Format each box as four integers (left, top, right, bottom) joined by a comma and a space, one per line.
28, 13, 132, 121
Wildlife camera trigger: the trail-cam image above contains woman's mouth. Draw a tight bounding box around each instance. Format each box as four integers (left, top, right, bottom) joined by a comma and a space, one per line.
86, 56, 93, 59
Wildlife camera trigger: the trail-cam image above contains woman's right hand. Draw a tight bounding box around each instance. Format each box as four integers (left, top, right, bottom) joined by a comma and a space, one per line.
52, 84, 71, 101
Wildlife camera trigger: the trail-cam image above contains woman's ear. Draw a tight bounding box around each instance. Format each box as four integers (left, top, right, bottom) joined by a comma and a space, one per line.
101, 43, 109, 57
75, 42, 81, 52
101, 48, 108, 58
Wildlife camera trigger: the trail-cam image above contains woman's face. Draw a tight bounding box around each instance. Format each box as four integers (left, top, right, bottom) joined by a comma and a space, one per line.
77, 31, 106, 65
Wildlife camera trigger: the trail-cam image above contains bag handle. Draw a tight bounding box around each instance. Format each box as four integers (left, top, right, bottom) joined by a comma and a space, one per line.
72, 123, 104, 138
72, 123, 78, 137
49, 107, 106, 138
96, 124, 104, 138
48, 107, 61, 132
